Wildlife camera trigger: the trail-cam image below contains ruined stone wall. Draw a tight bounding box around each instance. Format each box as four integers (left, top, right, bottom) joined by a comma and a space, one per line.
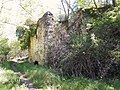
29, 10, 83, 66
29, 11, 55, 64
49, 11, 83, 70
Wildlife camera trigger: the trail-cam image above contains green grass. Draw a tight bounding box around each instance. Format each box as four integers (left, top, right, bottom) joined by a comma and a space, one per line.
0, 61, 28, 90
1, 61, 120, 90
15, 61, 62, 88
14, 61, 120, 90
0, 64, 21, 90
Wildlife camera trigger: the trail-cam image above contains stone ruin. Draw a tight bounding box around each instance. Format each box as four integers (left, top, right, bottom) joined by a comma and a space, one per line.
28, 11, 56, 64
28, 10, 83, 69
28, 7, 120, 78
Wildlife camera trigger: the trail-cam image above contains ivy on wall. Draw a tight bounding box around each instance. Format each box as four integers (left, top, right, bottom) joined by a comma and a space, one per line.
16, 19, 37, 50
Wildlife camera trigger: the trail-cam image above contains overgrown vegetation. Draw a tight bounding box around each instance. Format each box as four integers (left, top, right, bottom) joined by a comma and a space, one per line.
0, 38, 11, 61
0, 62, 21, 90
16, 19, 36, 50
16, 62, 120, 90
16, 3, 120, 80
1, 61, 120, 90
9, 41, 21, 58
61, 5, 120, 79
0, 0, 120, 90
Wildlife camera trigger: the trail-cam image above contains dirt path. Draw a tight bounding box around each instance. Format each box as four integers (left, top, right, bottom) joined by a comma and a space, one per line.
11, 62, 37, 90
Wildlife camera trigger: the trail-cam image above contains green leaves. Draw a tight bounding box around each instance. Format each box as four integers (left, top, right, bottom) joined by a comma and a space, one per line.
0, 38, 11, 56
16, 19, 36, 50
78, 0, 86, 8
92, 7, 120, 49
65, 5, 120, 79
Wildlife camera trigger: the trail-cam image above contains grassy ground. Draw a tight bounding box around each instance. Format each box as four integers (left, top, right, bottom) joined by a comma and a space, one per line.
0, 60, 120, 90
0, 61, 29, 90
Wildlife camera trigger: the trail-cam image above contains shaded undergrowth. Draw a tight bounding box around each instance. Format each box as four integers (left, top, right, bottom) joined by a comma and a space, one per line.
1, 60, 120, 90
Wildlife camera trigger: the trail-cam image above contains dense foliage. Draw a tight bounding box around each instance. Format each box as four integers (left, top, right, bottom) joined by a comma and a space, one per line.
15, 0, 120, 81
0, 38, 11, 60
16, 19, 36, 50
62, 5, 120, 79
0, 0, 120, 90
9, 41, 21, 58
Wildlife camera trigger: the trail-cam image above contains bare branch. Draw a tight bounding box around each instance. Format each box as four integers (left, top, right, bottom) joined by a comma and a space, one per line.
1, 22, 28, 29
67, 0, 70, 19
19, 3, 33, 17
93, 0, 98, 8
64, 0, 74, 13
0, 0, 14, 14
1, 21, 18, 26
112, 0, 116, 7
72, 0, 79, 10
0, 0, 4, 14
61, 0, 67, 15
0, 32, 3, 38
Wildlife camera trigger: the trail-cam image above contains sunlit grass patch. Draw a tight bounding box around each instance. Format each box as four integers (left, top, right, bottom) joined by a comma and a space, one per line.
15, 61, 61, 88
0, 62, 25, 90
1, 61, 120, 90
15, 61, 120, 90
0, 69, 20, 90
0, 68, 6, 81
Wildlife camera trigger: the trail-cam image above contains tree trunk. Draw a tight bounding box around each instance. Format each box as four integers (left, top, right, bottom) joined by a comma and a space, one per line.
112, 0, 116, 7
93, 0, 98, 9
4, 54, 7, 60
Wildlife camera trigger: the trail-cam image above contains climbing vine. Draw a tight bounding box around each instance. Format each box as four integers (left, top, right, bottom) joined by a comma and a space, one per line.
16, 19, 37, 50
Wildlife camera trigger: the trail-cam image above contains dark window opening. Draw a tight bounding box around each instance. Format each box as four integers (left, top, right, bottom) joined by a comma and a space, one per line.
34, 61, 38, 65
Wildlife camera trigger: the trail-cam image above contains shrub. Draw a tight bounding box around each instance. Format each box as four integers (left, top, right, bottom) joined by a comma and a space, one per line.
0, 38, 11, 61
61, 6, 120, 79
